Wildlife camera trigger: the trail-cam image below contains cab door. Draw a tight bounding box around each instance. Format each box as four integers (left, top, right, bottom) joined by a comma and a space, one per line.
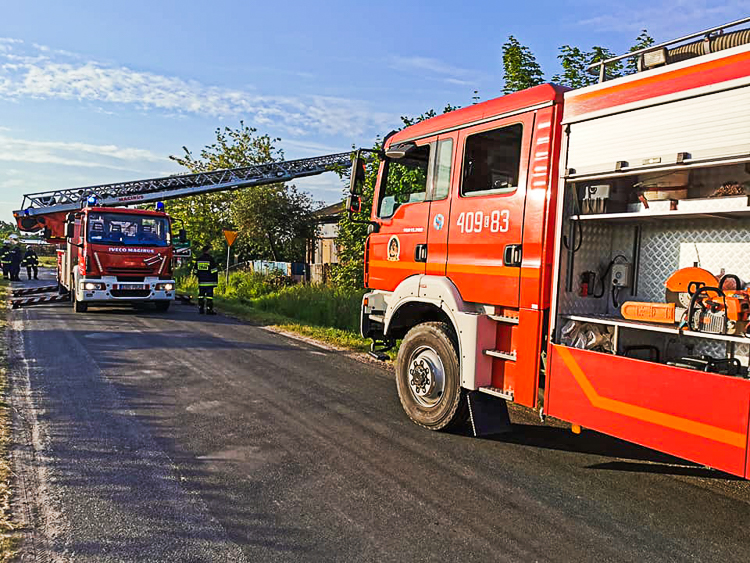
445, 113, 534, 307
425, 133, 457, 277
367, 137, 435, 291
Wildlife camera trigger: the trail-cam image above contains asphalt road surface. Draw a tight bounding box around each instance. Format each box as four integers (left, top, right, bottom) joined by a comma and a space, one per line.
8, 272, 750, 562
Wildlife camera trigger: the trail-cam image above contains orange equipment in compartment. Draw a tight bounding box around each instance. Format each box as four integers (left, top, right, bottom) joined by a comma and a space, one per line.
621, 301, 676, 324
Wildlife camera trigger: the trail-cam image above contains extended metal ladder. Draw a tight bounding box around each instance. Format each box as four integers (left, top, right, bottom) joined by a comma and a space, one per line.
14, 152, 352, 219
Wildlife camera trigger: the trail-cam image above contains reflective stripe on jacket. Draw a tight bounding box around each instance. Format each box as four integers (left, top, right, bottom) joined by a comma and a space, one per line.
193, 254, 219, 286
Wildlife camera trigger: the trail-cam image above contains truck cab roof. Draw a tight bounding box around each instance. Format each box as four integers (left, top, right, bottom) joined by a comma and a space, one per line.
386, 83, 568, 147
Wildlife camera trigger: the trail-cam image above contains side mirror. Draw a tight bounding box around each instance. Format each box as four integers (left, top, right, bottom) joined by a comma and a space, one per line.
385, 142, 416, 159
346, 194, 362, 214
349, 155, 367, 196
179, 228, 187, 243
65, 221, 75, 239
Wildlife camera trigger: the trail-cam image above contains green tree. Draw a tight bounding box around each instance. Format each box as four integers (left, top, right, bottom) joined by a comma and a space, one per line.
0, 221, 20, 240
553, 45, 622, 88
502, 36, 544, 94
233, 183, 317, 262
552, 45, 592, 88
627, 30, 656, 73
169, 122, 317, 261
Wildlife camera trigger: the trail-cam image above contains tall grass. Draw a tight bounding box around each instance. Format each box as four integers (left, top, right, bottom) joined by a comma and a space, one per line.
175, 267, 365, 332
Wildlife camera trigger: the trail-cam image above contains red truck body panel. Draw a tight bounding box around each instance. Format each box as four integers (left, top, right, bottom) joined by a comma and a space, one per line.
547, 345, 750, 477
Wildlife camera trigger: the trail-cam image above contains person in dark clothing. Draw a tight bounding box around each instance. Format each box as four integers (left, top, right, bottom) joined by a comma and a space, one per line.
0, 245, 9, 279
9, 246, 21, 281
192, 246, 219, 314
22, 247, 39, 280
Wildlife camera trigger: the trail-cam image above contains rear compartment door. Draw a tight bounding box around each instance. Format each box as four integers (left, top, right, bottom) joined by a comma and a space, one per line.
446, 112, 535, 307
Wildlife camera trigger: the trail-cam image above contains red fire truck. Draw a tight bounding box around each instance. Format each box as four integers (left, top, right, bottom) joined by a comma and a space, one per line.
13, 153, 352, 311
350, 19, 750, 477
57, 204, 178, 312
13, 198, 178, 312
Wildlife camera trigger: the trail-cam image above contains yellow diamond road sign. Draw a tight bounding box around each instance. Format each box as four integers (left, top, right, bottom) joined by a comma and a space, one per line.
223, 230, 238, 246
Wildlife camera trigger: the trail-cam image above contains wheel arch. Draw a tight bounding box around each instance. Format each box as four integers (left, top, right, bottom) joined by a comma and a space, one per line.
385, 300, 456, 341
383, 275, 494, 390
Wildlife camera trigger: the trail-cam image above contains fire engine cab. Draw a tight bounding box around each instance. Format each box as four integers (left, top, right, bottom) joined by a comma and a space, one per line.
352, 19, 750, 477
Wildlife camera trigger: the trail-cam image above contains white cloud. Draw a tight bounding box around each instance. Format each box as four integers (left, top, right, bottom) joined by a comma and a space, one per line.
389, 55, 483, 87
0, 40, 395, 139
576, 0, 748, 36
0, 135, 165, 171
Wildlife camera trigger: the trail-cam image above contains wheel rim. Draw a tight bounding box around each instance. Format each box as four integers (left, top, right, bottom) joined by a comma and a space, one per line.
407, 346, 446, 408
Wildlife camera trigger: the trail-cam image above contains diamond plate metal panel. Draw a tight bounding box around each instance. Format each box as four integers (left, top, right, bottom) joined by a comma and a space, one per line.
555, 167, 750, 367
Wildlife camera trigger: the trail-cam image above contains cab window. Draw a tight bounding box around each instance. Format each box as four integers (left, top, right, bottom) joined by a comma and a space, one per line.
432, 139, 453, 200
461, 123, 523, 196
378, 144, 431, 218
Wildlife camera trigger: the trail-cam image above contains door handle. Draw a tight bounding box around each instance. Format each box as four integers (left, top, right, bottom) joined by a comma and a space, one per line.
503, 244, 522, 267
415, 244, 428, 263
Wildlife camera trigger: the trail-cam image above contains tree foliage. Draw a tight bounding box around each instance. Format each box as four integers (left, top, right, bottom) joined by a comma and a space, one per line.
233, 183, 317, 262
553, 45, 621, 88
502, 36, 544, 94
169, 122, 317, 261
627, 30, 656, 73
0, 221, 19, 240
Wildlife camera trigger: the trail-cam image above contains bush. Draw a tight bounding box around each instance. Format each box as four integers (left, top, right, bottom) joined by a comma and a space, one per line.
250, 284, 365, 332
175, 266, 365, 332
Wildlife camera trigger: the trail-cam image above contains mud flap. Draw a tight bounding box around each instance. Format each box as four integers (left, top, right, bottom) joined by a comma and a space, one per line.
466, 391, 512, 437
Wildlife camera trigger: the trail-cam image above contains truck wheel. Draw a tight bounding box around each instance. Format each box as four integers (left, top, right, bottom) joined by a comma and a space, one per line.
154, 301, 170, 312
396, 322, 468, 431
72, 293, 88, 313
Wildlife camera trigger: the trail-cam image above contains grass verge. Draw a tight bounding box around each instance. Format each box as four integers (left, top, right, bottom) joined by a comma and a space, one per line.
177, 268, 399, 359
37, 256, 56, 268
0, 279, 20, 559
212, 296, 379, 354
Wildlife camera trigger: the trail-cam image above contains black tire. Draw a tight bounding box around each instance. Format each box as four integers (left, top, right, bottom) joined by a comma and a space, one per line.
395, 321, 468, 431
72, 293, 88, 313
154, 301, 170, 312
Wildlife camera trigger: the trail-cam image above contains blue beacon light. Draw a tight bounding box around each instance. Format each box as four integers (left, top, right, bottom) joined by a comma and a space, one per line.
155, 201, 165, 212
86, 195, 98, 206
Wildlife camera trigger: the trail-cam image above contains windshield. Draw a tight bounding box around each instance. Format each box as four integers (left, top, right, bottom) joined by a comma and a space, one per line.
377, 144, 430, 218
87, 213, 171, 247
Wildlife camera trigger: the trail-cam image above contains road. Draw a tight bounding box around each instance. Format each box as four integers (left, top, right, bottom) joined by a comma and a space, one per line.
7, 273, 750, 562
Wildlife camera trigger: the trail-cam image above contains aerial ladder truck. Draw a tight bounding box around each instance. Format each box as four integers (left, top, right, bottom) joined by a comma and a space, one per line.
12, 153, 351, 311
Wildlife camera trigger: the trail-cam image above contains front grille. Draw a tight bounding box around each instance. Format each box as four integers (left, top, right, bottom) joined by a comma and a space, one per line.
108, 268, 151, 275
110, 289, 151, 298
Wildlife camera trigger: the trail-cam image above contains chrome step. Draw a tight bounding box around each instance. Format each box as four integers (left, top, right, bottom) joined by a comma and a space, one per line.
369, 314, 385, 324
478, 386, 514, 401
484, 349, 517, 362
488, 314, 519, 325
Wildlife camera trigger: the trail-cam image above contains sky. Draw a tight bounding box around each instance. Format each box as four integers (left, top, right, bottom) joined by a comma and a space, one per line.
0, 0, 747, 222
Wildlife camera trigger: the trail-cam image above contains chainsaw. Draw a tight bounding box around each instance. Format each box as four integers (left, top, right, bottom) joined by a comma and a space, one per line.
620, 268, 750, 335
620, 267, 717, 325
685, 275, 750, 335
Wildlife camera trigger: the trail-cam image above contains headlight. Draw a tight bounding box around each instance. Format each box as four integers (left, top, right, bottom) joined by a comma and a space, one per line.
83, 282, 104, 290
156, 283, 174, 291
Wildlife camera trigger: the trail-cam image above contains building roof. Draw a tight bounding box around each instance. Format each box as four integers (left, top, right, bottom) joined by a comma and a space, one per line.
313, 201, 345, 221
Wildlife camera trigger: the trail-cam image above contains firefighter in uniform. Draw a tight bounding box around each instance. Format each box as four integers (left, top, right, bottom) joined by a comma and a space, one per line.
0, 244, 9, 279
8, 246, 21, 281
22, 247, 39, 280
193, 246, 219, 315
